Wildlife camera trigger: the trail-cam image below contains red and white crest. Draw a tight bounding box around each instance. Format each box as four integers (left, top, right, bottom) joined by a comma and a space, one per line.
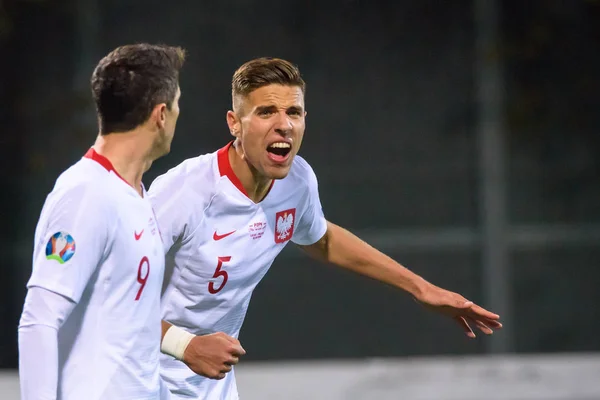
275, 208, 296, 243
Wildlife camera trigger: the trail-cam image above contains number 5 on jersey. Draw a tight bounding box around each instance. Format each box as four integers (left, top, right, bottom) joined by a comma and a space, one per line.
209, 256, 230, 294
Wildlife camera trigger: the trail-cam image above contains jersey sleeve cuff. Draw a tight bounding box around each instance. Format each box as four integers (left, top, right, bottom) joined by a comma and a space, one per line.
291, 217, 328, 246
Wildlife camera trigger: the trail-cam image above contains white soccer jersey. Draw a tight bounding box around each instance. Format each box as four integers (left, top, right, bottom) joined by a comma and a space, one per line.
26, 148, 166, 399
149, 142, 327, 400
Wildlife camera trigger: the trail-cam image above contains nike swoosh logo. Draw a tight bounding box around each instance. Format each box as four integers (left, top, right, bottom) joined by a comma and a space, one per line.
134, 229, 144, 240
213, 230, 235, 241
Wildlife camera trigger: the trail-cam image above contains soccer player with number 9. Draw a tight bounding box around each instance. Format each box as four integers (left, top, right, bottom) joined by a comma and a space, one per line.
18, 43, 185, 400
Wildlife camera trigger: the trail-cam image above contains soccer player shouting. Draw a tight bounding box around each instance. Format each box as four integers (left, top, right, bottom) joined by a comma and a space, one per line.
151, 57, 502, 400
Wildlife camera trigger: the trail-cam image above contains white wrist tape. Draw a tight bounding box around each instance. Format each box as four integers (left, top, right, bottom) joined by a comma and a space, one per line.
161, 325, 195, 361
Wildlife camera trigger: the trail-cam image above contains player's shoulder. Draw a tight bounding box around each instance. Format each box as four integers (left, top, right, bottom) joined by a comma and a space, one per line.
288, 154, 318, 185
149, 151, 218, 202
157, 152, 215, 181
52, 158, 113, 200
44, 158, 115, 215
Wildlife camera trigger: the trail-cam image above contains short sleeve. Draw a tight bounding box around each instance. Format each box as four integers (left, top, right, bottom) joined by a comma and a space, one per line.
148, 172, 191, 253
27, 183, 112, 303
291, 163, 328, 246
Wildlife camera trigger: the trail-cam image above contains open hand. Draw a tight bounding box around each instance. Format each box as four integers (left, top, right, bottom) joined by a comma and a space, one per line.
414, 283, 503, 338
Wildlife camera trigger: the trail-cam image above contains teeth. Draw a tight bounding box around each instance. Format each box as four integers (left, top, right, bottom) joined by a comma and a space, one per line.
269, 142, 291, 149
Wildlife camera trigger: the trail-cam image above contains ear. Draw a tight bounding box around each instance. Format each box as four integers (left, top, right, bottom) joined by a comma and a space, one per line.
226, 110, 241, 139
153, 103, 168, 130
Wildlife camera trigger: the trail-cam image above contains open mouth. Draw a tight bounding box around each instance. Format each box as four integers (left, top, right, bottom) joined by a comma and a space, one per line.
267, 142, 292, 162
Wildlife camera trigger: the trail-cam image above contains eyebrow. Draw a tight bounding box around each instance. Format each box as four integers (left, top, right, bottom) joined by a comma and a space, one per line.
255, 105, 304, 114
255, 105, 277, 114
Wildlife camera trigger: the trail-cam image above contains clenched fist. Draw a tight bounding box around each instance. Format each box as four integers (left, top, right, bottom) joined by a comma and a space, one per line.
183, 332, 246, 380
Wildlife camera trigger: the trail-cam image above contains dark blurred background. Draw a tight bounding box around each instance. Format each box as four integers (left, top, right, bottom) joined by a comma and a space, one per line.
1, 0, 599, 370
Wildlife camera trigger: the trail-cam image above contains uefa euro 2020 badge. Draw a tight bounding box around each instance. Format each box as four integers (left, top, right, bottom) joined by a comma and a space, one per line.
46, 231, 76, 264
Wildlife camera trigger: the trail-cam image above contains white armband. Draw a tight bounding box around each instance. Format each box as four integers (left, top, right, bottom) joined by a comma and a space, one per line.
161, 325, 195, 360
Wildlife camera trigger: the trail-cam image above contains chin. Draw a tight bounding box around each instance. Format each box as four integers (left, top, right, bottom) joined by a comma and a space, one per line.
154, 144, 171, 160
162, 138, 174, 154
266, 165, 292, 180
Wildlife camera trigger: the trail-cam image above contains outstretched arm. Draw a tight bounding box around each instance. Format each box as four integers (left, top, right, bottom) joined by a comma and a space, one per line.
298, 221, 502, 338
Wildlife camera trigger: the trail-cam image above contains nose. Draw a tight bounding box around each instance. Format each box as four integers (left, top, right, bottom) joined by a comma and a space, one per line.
274, 111, 293, 136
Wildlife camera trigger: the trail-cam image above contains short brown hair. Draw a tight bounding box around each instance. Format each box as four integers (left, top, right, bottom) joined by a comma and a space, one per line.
232, 57, 305, 110
91, 43, 186, 134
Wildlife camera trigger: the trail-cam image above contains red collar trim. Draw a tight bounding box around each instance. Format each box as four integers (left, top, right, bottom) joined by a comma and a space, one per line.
217, 141, 274, 200
217, 142, 249, 197
83, 148, 133, 188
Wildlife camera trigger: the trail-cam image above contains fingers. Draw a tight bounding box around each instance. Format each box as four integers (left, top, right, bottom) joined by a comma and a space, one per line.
467, 317, 494, 335
215, 372, 226, 380
446, 291, 473, 309
443, 296, 502, 337
230, 343, 246, 357
204, 360, 234, 380
218, 332, 247, 356
468, 303, 500, 320
205, 359, 235, 380
189, 332, 246, 380
226, 356, 240, 366
482, 318, 503, 329
221, 364, 233, 373
204, 368, 228, 380
457, 299, 474, 309
213, 359, 234, 380
454, 316, 475, 338
464, 304, 503, 329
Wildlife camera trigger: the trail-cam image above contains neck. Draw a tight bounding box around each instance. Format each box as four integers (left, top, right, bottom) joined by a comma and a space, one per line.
229, 142, 272, 203
92, 129, 156, 195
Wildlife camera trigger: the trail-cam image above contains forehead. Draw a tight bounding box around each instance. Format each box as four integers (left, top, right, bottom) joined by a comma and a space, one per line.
246, 84, 304, 108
